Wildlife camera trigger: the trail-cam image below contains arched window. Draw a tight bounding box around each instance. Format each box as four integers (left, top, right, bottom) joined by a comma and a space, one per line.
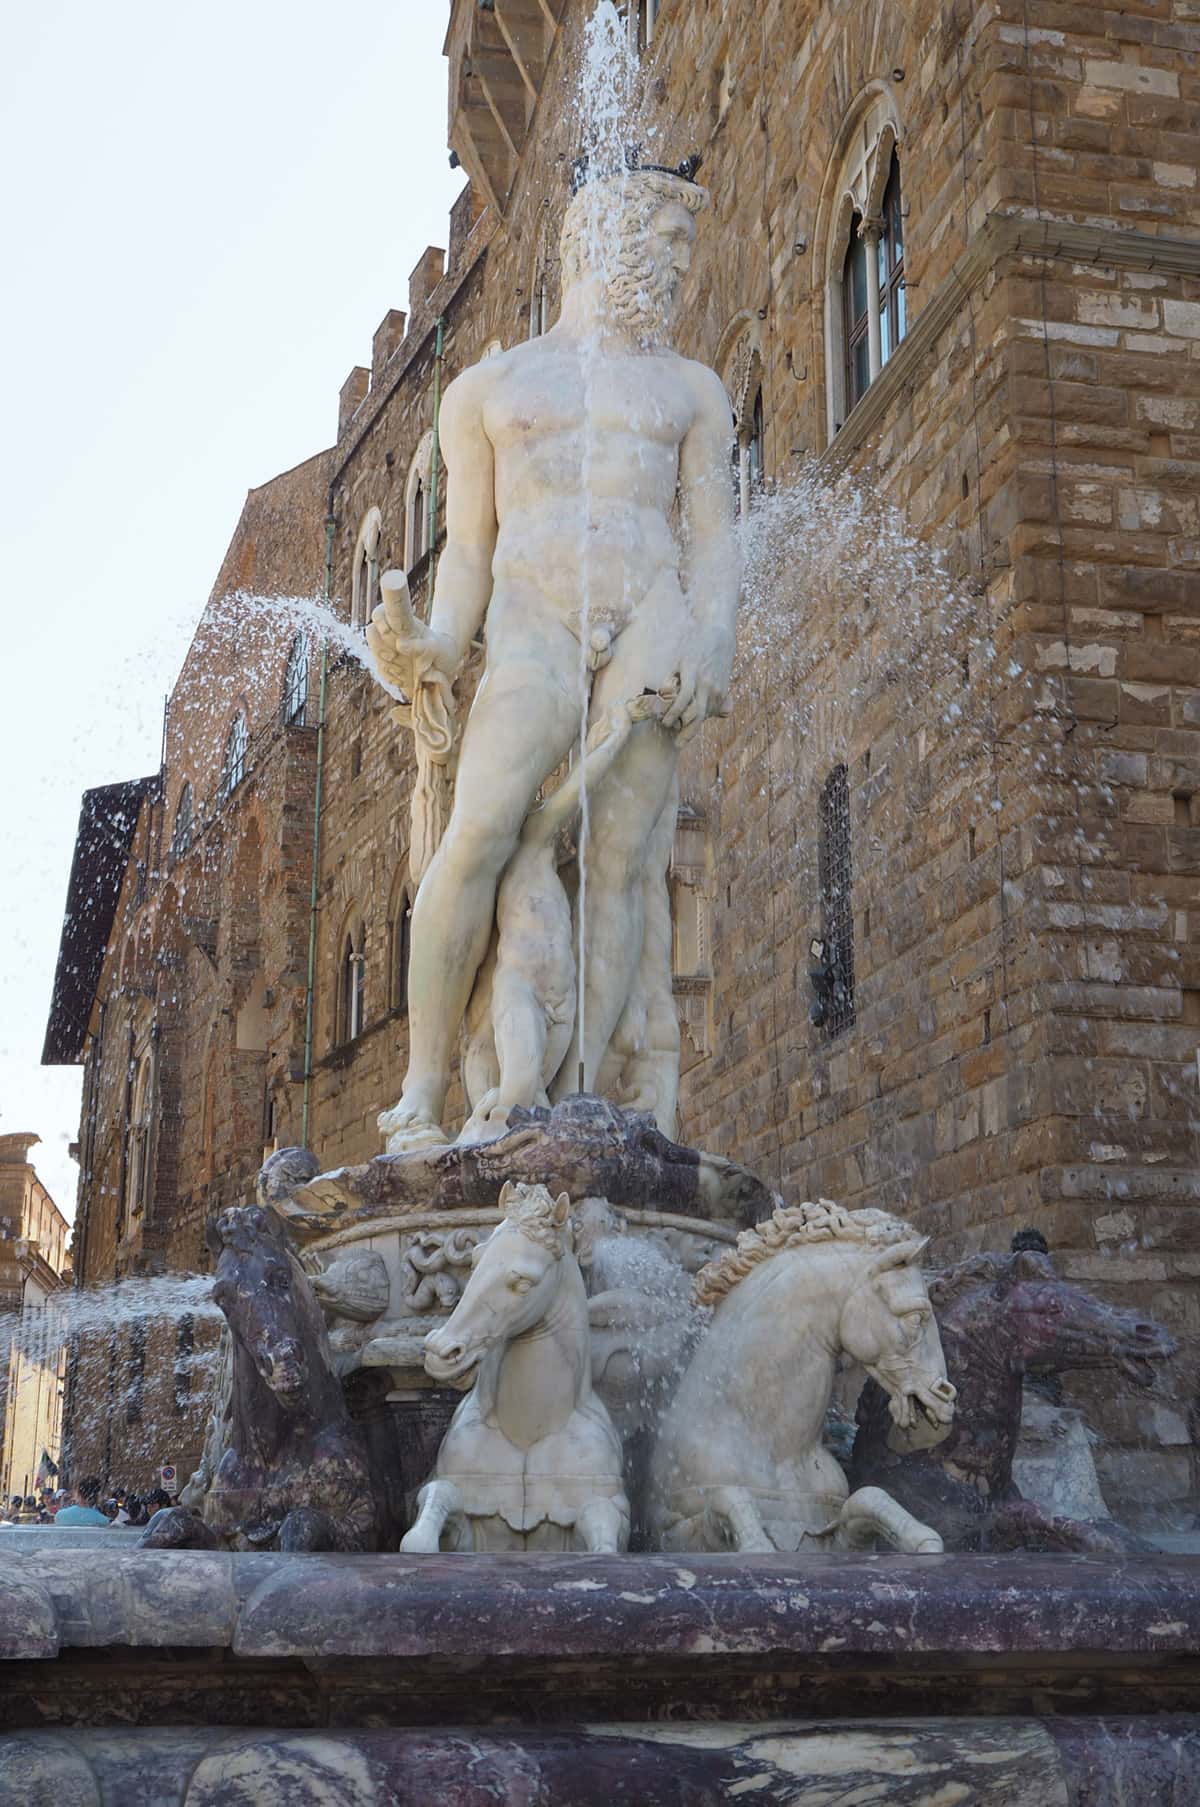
409, 476, 427, 569
843, 222, 871, 414
629, 0, 661, 52
337, 919, 366, 1045
747, 389, 764, 490
404, 434, 435, 572
351, 507, 382, 629
283, 634, 308, 725
390, 887, 413, 1012
877, 152, 906, 363
733, 386, 765, 516
529, 268, 548, 339
170, 783, 194, 860
221, 712, 247, 799
718, 320, 766, 518
821, 97, 904, 440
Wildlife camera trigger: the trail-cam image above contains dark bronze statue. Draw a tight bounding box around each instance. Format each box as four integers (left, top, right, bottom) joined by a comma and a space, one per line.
142, 1204, 376, 1553
850, 1245, 1175, 1552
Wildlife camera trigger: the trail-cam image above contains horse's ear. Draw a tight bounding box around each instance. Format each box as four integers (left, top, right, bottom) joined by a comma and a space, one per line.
498, 1181, 514, 1208
552, 1192, 570, 1228
872, 1235, 929, 1275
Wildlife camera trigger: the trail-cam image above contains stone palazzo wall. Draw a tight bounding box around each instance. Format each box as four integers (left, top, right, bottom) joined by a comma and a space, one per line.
54, 0, 1200, 1516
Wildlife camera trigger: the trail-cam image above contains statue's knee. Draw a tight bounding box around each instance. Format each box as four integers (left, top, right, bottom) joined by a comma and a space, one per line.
442, 814, 518, 881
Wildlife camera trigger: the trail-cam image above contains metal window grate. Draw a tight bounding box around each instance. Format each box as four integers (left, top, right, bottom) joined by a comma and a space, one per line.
818, 763, 855, 1037
283, 634, 309, 725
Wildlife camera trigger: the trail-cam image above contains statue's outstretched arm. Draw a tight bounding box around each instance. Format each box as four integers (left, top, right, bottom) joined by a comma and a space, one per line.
426, 366, 499, 669
666, 364, 741, 736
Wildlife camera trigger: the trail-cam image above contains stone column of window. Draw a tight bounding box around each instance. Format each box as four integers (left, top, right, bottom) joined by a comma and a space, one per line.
738, 441, 751, 522
862, 216, 883, 384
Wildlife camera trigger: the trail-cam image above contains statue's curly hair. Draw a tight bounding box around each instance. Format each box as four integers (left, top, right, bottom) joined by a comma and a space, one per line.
559, 168, 708, 328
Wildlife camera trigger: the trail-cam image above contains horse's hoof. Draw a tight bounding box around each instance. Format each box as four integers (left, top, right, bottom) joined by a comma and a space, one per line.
243, 1519, 282, 1547
139, 1507, 219, 1550
399, 1530, 439, 1554
279, 1507, 338, 1552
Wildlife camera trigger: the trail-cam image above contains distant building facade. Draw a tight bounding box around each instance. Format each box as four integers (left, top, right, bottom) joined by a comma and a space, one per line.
0, 1134, 69, 1500
47, 0, 1200, 1518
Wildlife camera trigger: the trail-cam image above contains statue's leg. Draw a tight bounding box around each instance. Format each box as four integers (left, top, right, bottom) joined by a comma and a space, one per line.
552, 723, 678, 1096
835, 1486, 944, 1553
987, 1498, 1150, 1554
139, 1506, 221, 1550
551, 584, 687, 1097
382, 636, 580, 1148
488, 960, 553, 1114
575, 1494, 630, 1553
618, 785, 681, 1133
400, 1479, 466, 1553
278, 1506, 338, 1552
703, 1485, 776, 1553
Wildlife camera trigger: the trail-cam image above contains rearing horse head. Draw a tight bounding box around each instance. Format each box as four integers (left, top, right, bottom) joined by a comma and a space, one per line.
932, 1248, 1175, 1387
694, 1201, 957, 1436
838, 1232, 958, 1433
209, 1203, 318, 1411
423, 1182, 572, 1388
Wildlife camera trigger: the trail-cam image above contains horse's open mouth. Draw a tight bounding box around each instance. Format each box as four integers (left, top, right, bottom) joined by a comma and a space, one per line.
424, 1348, 482, 1390
914, 1379, 957, 1428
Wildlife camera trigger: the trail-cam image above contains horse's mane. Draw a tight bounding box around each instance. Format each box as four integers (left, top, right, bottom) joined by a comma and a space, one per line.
503, 1181, 570, 1256
694, 1199, 919, 1308
928, 1251, 1008, 1310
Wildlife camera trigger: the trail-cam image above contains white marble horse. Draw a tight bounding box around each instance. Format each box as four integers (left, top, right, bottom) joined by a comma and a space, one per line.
647, 1200, 957, 1554
400, 1182, 630, 1553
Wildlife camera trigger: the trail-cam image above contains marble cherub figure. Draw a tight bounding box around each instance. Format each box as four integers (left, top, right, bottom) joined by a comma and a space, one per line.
367, 159, 740, 1151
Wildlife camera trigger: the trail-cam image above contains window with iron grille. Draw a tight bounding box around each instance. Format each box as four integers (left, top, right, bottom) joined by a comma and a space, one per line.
170, 782, 194, 859
221, 712, 247, 798
817, 763, 855, 1036
283, 634, 308, 725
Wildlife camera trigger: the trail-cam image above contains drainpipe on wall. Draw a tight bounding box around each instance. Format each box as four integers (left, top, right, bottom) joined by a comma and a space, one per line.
426, 316, 446, 603
301, 507, 337, 1150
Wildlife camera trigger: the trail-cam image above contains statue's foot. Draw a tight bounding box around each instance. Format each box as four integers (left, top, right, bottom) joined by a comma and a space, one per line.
457, 1089, 515, 1146
378, 1085, 450, 1155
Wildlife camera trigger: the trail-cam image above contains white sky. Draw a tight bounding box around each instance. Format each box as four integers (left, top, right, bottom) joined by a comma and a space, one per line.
0, 2, 462, 1222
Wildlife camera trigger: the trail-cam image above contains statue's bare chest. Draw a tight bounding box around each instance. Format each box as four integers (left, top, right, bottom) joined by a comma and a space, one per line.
484, 351, 694, 453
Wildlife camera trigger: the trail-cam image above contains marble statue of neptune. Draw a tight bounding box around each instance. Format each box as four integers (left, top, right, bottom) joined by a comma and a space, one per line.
369, 162, 740, 1152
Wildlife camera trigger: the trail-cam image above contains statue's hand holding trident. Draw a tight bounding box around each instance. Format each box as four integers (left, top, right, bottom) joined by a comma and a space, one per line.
367, 571, 461, 883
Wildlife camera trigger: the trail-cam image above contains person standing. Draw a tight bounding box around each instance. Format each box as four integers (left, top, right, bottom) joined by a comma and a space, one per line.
53, 1477, 112, 1526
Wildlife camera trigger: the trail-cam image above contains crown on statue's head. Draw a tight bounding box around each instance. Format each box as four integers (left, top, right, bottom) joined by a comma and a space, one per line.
570, 145, 703, 195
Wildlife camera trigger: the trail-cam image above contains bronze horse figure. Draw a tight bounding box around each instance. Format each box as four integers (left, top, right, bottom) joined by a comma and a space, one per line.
143, 1204, 376, 1552
850, 1246, 1174, 1552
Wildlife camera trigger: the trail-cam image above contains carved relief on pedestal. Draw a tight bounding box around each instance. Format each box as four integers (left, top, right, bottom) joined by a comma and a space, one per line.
303, 1202, 737, 1417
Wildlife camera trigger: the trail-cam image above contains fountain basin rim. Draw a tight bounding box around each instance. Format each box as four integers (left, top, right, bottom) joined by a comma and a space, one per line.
307, 1203, 740, 1255
3, 1550, 1199, 1666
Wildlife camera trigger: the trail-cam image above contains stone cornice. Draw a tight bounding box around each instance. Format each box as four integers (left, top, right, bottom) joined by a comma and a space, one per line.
824, 213, 1200, 469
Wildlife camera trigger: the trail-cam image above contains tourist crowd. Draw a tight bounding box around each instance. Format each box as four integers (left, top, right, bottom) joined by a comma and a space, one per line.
1, 1478, 175, 1526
